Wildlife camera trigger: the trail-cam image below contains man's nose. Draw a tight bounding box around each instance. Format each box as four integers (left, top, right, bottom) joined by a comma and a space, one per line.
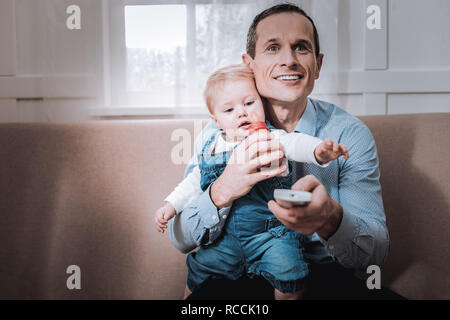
279, 48, 298, 67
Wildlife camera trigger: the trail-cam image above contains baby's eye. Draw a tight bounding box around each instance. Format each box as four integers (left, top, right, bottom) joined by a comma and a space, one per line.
224, 108, 233, 113
244, 101, 255, 106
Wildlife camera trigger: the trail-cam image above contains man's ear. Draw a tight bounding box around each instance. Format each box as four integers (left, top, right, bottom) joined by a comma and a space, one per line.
242, 53, 254, 68
314, 53, 324, 80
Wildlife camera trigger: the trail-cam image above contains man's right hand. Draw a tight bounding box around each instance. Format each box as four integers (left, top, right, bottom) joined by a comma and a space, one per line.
210, 130, 286, 209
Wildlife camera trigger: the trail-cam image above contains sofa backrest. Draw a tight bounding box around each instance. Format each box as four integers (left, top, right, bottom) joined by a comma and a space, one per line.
0, 114, 449, 299
360, 113, 450, 299
0, 121, 192, 299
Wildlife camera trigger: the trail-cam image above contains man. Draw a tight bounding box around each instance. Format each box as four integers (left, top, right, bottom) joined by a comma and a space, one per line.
170, 4, 392, 299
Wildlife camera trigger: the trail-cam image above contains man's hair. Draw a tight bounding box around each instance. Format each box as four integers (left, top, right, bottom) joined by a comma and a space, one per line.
246, 3, 320, 58
204, 64, 254, 113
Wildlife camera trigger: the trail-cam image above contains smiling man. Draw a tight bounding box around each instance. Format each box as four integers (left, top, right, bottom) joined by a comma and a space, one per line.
170, 3, 391, 299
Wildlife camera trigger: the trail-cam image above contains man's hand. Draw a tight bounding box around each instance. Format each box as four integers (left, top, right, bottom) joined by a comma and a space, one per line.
268, 175, 343, 239
211, 130, 286, 209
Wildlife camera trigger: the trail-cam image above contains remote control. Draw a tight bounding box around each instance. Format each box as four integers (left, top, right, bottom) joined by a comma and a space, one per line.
273, 189, 312, 208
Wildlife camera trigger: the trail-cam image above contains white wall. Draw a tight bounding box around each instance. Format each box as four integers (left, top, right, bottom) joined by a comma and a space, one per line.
0, 0, 449, 123
311, 0, 450, 115
0, 0, 103, 122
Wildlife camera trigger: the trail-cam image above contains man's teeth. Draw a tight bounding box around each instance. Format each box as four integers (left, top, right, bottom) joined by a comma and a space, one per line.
276, 75, 302, 80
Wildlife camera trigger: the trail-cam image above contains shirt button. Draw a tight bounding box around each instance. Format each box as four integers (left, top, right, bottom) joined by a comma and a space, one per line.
329, 245, 335, 251
223, 215, 227, 219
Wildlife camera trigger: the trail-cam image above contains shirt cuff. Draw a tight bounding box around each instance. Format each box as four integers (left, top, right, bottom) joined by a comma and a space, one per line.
318, 208, 358, 257
193, 184, 231, 245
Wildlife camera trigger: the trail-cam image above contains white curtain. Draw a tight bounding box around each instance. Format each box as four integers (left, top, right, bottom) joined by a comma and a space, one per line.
119, 0, 340, 110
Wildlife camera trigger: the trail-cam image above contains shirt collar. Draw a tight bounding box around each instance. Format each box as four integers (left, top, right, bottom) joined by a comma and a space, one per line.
294, 98, 317, 136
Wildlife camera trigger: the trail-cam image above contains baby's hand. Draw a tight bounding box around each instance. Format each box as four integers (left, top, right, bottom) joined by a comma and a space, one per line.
154, 202, 176, 233
314, 139, 349, 165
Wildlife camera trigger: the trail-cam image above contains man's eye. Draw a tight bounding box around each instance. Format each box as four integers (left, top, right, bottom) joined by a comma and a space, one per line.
267, 45, 279, 52
295, 45, 308, 52
245, 101, 254, 106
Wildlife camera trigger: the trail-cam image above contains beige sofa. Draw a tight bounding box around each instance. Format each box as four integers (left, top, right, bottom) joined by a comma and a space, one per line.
0, 113, 449, 300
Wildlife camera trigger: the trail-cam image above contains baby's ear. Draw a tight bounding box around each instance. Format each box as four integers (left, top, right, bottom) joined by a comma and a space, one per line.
210, 114, 218, 126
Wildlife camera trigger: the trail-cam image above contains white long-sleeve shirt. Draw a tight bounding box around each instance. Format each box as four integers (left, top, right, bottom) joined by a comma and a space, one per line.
165, 129, 326, 214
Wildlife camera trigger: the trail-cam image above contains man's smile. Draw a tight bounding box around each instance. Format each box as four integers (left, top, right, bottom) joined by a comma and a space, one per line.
273, 73, 304, 85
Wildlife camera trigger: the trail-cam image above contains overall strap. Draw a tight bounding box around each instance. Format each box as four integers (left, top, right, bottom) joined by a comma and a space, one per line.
200, 130, 220, 155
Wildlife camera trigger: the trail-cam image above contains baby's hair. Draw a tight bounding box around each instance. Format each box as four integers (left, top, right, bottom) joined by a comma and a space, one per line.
204, 64, 254, 113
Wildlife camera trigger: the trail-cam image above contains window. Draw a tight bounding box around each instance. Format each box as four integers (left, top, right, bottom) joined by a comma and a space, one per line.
107, 0, 257, 115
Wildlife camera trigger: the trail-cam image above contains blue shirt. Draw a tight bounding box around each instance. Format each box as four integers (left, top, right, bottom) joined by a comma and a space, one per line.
170, 98, 390, 270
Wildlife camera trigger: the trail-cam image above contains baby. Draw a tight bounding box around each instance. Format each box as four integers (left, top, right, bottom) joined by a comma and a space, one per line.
154, 64, 348, 300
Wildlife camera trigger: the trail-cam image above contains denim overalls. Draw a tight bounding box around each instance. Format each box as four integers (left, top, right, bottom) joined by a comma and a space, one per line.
186, 124, 310, 293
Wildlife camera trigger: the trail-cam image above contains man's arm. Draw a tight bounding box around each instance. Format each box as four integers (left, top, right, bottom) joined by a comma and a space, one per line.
169, 183, 232, 253
268, 121, 389, 270
321, 122, 389, 269
169, 122, 229, 253
169, 125, 287, 253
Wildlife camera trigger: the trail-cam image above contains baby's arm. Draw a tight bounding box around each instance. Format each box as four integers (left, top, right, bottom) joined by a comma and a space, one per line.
315, 138, 349, 164
154, 166, 202, 233
165, 166, 203, 213
277, 131, 348, 167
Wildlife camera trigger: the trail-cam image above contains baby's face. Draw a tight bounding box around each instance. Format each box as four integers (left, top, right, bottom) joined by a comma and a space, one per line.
210, 79, 265, 140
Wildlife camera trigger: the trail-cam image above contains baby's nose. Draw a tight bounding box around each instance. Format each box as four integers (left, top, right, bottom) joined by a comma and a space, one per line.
236, 106, 248, 117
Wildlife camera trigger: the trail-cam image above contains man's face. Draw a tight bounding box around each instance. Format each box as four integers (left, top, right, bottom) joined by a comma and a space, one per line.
243, 12, 323, 106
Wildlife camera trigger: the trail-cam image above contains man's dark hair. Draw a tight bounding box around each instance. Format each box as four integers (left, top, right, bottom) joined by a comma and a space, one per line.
246, 3, 321, 58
